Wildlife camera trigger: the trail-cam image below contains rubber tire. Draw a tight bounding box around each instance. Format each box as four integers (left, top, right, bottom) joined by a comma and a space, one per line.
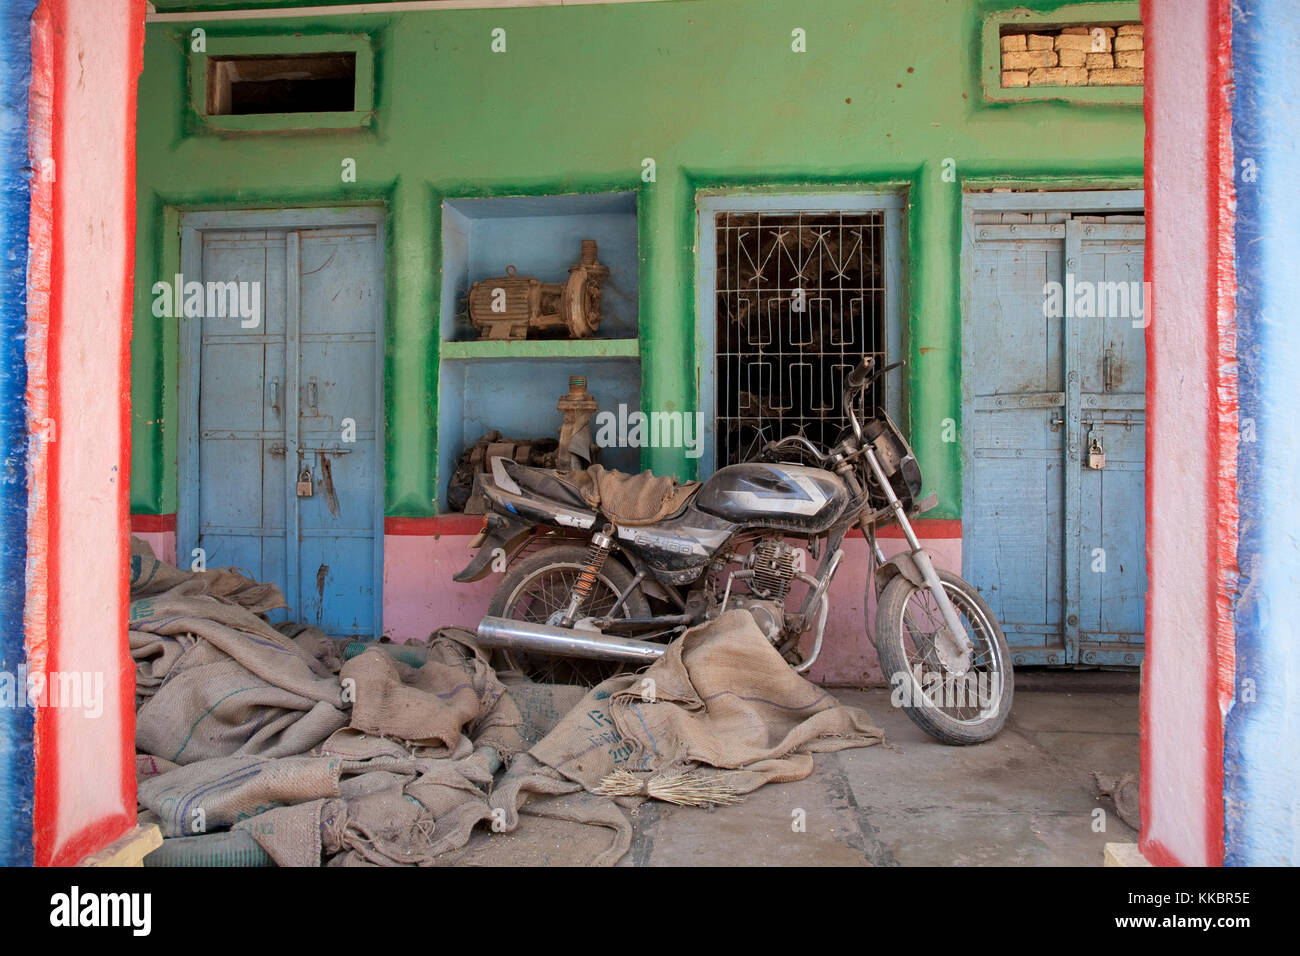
874, 568, 1014, 745
487, 544, 651, 685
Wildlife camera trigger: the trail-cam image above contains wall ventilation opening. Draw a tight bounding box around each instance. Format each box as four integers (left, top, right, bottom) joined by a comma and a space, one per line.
999, 23, 1144, 89
206, 53, 357, 115
714, 210, 887, 471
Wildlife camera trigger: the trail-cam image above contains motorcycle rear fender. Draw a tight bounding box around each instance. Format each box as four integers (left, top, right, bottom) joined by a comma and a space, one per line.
452, 512, 536, 583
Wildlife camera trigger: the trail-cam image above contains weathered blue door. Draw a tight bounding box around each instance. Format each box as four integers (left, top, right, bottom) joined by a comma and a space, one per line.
1069, 220, 1146, 666
962, 199, 1146, 667
179, 210, 385, 638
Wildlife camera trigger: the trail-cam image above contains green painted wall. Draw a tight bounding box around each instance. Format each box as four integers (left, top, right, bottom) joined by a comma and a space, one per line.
131, 0, 1142, 519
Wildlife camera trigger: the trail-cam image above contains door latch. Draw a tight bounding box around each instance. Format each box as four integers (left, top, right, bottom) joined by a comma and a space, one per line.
297, 467, 314, 497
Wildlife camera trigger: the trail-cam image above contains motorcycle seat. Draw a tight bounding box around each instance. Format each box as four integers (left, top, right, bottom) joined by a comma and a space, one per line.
499, 458, 700, 525
499, 459, 594, 512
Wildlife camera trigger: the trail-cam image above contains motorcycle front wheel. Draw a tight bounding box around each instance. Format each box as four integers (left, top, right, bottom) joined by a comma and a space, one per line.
874, 568, 1014, 745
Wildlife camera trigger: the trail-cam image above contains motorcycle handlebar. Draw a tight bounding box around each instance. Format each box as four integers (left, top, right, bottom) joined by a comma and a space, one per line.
844, 356, 904, 442
847, 357, 903, 392
762, 434, 828, 463
759, 356, 907, 457
847, 356, 873, 388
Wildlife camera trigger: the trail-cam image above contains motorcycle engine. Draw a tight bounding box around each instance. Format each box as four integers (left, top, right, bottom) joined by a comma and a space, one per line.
746, 538, 800, 600
721, 538, 802, 642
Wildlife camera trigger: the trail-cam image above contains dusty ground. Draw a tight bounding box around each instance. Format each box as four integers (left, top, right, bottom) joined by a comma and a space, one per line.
625, 673, 1140, 866
450, 671, 1140, 867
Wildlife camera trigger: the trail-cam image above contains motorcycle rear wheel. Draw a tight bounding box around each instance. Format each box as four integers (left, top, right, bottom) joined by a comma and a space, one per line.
874, 568, 1013, 745
487, 544, 651, 687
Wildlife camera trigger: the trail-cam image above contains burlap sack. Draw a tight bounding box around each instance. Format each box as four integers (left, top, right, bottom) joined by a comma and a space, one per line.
507, 610, 882, 797
138, 754, 344, 839
128, 552, 521, 866
569, 465, 699, 526
341, 632, 525, 758
468, 612, 884, 866
342, 650, 481, 749
131, 550, 881, 867
421, 628, 527, 757
131, 548, 288, 616
605, 609, 885, 792
132, 583, 350, 764
234, 798, 331, 869
506, 680, 590, 744
486, 753, 634, 867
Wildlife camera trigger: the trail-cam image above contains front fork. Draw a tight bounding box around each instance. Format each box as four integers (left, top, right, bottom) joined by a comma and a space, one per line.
860, 445, 974, 673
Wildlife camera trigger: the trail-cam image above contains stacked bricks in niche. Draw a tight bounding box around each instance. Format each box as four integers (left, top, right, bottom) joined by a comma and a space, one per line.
1000, 23, 1143, 88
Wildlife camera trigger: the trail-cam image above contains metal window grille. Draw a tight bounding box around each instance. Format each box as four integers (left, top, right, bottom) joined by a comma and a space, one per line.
714, 210, 887, 470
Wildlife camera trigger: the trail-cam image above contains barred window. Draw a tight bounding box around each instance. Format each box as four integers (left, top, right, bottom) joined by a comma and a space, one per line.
713, 210, 888, 470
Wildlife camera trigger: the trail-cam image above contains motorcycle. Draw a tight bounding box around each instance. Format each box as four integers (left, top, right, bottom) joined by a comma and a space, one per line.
454, 354, 1013, 745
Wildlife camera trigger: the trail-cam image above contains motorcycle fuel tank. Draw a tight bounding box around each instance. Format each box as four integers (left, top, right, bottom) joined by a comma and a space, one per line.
694, 463, 850, 534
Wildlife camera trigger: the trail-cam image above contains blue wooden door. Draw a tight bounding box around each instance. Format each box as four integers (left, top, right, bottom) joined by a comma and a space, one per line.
963, 206, 1146, 667
190, 227, 291, 621
1069, 221, 1146, 666
290, 227, 383, 635
181, 211, 384, 638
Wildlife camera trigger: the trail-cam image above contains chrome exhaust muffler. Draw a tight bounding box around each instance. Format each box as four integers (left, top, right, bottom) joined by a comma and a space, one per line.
476, 616, 666, 664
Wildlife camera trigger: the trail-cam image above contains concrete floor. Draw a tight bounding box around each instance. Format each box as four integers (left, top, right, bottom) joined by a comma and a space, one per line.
619, 672, 1140, 866
443, 671, 1140, 866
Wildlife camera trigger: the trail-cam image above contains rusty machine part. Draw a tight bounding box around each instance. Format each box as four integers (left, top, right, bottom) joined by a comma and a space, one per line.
468, 239, 609, 341
447, 430, 559, 513
556, 375, 599, 472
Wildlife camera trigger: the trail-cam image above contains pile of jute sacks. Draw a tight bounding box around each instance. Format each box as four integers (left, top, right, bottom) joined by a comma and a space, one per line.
129, 539, 883, 866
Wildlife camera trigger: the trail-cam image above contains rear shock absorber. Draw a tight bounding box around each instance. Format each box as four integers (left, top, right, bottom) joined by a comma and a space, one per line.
560, 524, 615, 627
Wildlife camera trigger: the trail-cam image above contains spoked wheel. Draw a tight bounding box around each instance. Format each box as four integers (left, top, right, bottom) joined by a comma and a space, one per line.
487, 544, 651, 687
874, 568, 1014, 745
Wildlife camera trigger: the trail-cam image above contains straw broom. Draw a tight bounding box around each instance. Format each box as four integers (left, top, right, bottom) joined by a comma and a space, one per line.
595, 767, 743, 807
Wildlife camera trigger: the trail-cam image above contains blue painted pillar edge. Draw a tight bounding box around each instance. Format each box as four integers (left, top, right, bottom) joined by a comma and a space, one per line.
1225, 0, 1300, 866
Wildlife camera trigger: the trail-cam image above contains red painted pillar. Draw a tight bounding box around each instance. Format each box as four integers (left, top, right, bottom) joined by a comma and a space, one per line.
26, 0, 146, 866
1141, 0, 1236, 867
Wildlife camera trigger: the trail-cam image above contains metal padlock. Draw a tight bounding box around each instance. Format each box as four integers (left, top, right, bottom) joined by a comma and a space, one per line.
297, 467, 314, 497
1088, 438, 1106, 470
